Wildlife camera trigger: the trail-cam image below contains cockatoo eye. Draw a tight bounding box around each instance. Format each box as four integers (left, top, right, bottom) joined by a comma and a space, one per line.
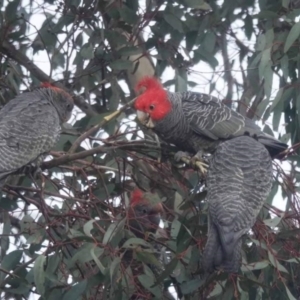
149, 104, 155, 110
66, 103, 73, 111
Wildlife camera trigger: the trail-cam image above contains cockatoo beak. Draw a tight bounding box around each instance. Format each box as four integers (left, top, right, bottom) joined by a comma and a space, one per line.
136, 110, 155, 128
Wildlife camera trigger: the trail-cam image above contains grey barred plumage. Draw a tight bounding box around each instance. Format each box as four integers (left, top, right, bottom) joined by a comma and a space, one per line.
0, 86, 74, 186
134, 77, 288, 159
134, 76, 276, 274
159, 91, 287, 157
203, 136, 273, 273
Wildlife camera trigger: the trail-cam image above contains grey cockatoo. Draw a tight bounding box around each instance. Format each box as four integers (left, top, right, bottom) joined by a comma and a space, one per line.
0, 83, 74, 186
203, 136, 273, 273
126, 189, 163, 238
134, 76, 287, 161
120, 190, 174, 299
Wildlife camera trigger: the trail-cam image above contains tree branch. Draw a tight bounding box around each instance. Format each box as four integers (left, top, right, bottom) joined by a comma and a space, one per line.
42, 140, 162, 169
68, 98, 136, 153
220, 31, 234, 108
0, 41, 96, 116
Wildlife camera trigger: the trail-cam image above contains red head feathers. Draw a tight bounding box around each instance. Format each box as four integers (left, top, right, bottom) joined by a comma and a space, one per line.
130, 189, 144, 206
40, 82, 74, 103
130, 189, 163, 213
134, 77, 172, 121
40, 82, 62, 91
128, 189, 163, 237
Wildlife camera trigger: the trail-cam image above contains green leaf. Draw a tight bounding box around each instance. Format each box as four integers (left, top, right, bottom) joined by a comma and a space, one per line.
62, 280, 87, 300
203, 31, 216, 53
155, 258, 178, 283
31, 17, 56, 52
241, 260, 269, 271
136, 251, 161, 267
45, 254, 61, 278
109, 59, 132, 70
75, 33, 83, 46
52, 52, 65, 69
170, 218, 181, 239
265, 28, 274, 49
109, 257, 121, 282
184, 0, 211, 9
70, 243, 101, 266
47, 289, 64, 300
284, 257, 300, 263
282, 0, 290, 8
273, 87, 292, 130
53, 15, 75, 33
296, 94, 300, 132
284, 22, 300, 53
1, 250, 23, 271
258, 48, 271, 79
34, 255, 46, 296
280, 55, 289, 80
4, 282, 30, 295
80, 43, 94, 59
270, 88, 284, 112
103, 219, 125, 244
0, 197, 18, 211
244, 14, 253, 40
263, 63, 273, 99
278, 228, 300, 239
164, 13, 183, 32
117, 46, 143, 56
263, 215, 283, 227
208, 281, 223, 297
284, 284, 297, 300
138, 273, 162, 297
263, 124, 274, 136
109, 78, 120, 111
193, 48, 218, 68
119, 5, 138, 24
83, 219, 95, 237
5, 0, 21, 22
122, 238, 151, 248
256, 98, 270, 119
175, 69, 187, 92
268, 251, 288, 273
256, 34, 266, 52
272, 92, 284, 131
181, 277, 205, 294
26, 227, 45, 245
104, 29, 127, 46
90, 247, 106, 274
0, 213, 10, 273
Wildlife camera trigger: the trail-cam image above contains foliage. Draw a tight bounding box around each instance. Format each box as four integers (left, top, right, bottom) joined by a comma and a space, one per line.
0, 0, 300, 299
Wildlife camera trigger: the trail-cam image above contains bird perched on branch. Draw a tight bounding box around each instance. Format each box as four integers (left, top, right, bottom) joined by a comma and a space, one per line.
134, 76, 287, 164
126, 189, 163, 238
115, 189, 175, 300
203, 136, 273, 273
0, 83, 74, 187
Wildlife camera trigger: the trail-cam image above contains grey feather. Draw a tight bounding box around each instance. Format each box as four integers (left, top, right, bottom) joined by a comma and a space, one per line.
203, 136, 273, 273
0, 87, 73, 185
153, 91, 287, 158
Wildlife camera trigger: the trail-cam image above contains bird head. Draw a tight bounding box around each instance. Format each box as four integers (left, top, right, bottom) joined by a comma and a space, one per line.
134, 77, 172, 128
127, 189, 163, 238
40, 82, 74, 123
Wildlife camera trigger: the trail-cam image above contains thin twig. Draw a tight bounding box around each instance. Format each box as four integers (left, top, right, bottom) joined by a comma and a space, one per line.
0, 41, 96, 116
220, 31, 234, 107
42, 140, 162, 169
68, 98, 136, 153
